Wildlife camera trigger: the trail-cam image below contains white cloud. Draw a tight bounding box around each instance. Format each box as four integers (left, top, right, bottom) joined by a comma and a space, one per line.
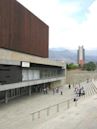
79, 0, 97, 49
18, 0, 97, 50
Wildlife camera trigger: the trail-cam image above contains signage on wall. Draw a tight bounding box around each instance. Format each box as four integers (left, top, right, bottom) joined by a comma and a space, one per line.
21, 61, 30, 67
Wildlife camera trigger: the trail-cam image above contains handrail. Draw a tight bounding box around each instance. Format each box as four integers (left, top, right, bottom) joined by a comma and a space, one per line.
30, 81, 97, 121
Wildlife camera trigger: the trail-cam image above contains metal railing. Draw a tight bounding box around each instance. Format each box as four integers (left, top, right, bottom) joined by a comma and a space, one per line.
31, 98, 78, 121
30, 80, 97, 121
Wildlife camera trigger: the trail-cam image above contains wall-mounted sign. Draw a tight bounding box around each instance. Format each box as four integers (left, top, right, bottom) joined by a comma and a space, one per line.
21, 61, 30, 67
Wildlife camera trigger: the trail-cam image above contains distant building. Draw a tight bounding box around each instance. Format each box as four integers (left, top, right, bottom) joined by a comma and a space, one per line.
77, 46, 85, 67
0, 0, 66, 103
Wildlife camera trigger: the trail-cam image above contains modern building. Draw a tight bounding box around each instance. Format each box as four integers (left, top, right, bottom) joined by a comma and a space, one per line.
0, 0, 66, 103
77, 46, 85, 67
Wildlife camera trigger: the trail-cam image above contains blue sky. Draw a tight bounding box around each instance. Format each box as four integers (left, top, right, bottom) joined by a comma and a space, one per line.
18, 0, 97, 50
59, 0, 95, 22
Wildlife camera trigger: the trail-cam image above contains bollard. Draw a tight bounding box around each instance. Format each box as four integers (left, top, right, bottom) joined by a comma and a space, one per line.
67, 100, 70, 109
75, 100, 77, 107
47, 107, 50, 116
38, 111, 40, 119
32, 113, 34, 121
57, 104, 59, 112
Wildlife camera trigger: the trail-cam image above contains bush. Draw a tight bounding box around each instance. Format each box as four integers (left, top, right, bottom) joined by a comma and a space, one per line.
67, 63, 79, 70
83, 62, 96, 71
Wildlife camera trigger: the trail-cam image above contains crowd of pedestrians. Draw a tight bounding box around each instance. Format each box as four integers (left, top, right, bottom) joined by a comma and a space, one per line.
42, 86, 63, 95
73, 85, 85, 101
52, 87, 63, 95
42, 83, 86, 102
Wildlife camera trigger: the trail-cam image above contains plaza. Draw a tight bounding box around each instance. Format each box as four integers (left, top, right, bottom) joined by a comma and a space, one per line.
0, 79, 97, 129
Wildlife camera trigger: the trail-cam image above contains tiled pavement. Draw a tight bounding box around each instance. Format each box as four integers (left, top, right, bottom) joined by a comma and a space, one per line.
0, 81, 97, 129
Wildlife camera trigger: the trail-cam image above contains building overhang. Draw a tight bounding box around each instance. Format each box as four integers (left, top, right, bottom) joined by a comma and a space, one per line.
0, 48, 65, 68
0, 77, 65, 91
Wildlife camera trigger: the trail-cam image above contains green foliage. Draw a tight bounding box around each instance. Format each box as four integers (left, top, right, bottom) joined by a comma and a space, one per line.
67, 63, 79, 70
83, 62, 96, 71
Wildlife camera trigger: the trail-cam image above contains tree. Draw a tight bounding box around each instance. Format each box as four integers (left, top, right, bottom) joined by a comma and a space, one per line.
83, 62, 96, 71
67, 63, 79, 70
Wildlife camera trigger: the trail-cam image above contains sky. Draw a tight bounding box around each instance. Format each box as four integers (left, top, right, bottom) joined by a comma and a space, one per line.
18, 0, 97, 50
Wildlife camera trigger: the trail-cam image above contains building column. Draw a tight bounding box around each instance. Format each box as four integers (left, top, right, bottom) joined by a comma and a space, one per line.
29, 86, 32, 96
18, 88, 20, 96
5, 90, 8, 104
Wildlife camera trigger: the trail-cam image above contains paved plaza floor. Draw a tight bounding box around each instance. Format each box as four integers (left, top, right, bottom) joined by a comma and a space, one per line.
0, 81, 97, 129
38, 95, 97, 129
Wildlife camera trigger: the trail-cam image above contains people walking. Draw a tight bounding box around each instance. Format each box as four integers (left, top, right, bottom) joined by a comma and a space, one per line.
60, 90, 63, 95
68, 84, 71, 89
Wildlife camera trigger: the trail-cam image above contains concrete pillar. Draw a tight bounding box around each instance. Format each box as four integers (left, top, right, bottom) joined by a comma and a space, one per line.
5, 90, 8, 104
14, 89, 15, 97
18, 88, 20, 96
29, 86, 31, 96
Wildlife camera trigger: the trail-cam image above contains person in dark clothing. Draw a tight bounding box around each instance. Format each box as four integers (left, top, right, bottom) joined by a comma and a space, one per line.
69, 84, 71, 89
60, 91, 63, 95
79, 88, 81, 97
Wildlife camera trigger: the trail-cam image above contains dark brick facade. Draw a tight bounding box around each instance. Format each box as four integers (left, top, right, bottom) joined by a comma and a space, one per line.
0, 0, 48, 57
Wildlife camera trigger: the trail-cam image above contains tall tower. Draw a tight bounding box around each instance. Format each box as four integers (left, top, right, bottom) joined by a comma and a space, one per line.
77, 46, 85, 67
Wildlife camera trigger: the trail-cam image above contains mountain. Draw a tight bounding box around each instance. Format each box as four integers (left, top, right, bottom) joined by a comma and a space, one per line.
72, 49, 97, 56
85, 49, 97, 56
49, 48, 76, 63
49, 48, 97, 63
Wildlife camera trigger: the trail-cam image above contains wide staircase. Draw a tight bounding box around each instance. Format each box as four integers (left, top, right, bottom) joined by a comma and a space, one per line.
31, 80, 97, 123
1, 80, 97, 129
83, 81, 97, 97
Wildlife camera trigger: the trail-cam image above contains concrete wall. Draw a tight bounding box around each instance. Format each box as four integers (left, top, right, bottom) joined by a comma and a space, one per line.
50, 79, 65, 89
66, 70, 97, 84
0, 77, 65, 91
0, 48, 65, 67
